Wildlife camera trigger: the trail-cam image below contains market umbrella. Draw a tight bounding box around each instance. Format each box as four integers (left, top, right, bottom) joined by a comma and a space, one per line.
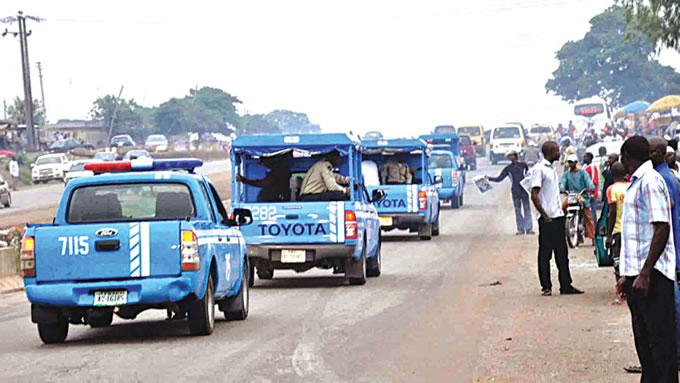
613, 108, 626, 120
647, 95, 680, 113
623, 100, 650, 115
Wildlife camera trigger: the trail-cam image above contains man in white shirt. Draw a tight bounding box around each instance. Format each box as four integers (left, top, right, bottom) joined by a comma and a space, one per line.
529, 141, 584, 296
8, 157, 19, 191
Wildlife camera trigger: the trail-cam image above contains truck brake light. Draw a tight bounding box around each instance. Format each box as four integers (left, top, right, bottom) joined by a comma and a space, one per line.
181, 231, 200, 271
418, 190, 428, 210
21, 237, 36, 278
451, 170, 459, 186
345, 210, 358, 239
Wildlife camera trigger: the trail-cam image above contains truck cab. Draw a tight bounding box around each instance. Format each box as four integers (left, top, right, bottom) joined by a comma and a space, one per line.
361, 138, 440, 240
21, 158, 253, 344
230, 134, 384, 286
419, 133, 466, 209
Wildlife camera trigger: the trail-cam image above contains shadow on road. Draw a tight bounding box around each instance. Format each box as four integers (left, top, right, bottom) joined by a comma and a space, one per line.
382, 235, 422, 242
254, 276, 347, 289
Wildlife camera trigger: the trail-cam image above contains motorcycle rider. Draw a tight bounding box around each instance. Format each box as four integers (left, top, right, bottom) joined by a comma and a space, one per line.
560, 154, 596, 244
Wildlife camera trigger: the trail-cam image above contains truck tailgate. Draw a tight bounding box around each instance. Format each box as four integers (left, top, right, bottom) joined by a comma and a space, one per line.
34, 221, 181, 283
368, 185, 420, 214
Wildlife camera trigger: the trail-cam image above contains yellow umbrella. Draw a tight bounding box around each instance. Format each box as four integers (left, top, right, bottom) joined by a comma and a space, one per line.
647, 95, 680, 113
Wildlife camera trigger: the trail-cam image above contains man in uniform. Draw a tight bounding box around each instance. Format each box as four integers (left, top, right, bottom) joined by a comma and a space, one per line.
299, 150, 351, 201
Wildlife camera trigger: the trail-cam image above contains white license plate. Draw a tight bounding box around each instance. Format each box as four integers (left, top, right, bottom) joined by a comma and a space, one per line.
379, 216, 393, 227
93, 290, 127, 306
281, 249, 306, 263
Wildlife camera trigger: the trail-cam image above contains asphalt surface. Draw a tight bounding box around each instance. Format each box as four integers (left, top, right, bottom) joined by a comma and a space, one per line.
0, 158, 512, 382
0, 159, 230, 217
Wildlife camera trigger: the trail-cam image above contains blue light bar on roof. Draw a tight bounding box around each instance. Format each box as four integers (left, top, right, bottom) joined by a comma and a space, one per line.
85, 158, 204, 173
152, 158, 203, 171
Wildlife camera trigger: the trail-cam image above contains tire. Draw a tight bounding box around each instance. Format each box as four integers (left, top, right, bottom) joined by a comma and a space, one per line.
2, 194, 10, 208
490, 153, 497, 165
432, 216, 440, 236
451, 195, 460, 209
471, 162, 477, 171
256, 266, 274, 280
419, 223, 432, 241
248, 264, 255, 288
188, 274, 215, 336
38, 317, 69, 344
348, 246, 367, 285
566, 216, 578, 249
366, 239, 382, 277
459, 193, 464, 207
222, 261, 250, 321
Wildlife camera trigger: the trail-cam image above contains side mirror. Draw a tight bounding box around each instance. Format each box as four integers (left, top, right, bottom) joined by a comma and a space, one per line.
371, 189, 386, 203
30, 163, 34, 168
229, 208, 253, 226
434, 175, 443, 184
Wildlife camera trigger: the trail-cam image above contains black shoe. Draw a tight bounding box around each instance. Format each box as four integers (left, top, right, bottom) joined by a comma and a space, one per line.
623, 365, 642, 374
515, 231, 524, 236
526, 230, 535, 235
560, 286, 585, 295
541, 289, 552, 296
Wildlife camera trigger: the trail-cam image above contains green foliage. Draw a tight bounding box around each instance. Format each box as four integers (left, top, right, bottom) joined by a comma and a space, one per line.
265, 110, 321, 134
545, 6, 680, 107
619, 0, 680, 51
89, 95, 148, 137
6, 97, 45, 126
239, 114, 281, 135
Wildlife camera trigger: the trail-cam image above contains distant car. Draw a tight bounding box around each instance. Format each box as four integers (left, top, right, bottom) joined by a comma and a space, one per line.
0, 174, 11, 208
434, 125, 456, 134
528, 125, 556, 143
64, 160, 100, 184
458, 134, 477, 170
123, 149, 151, 160
362, 131, 383, 140
31, 153, 70, 184
93, 152, 118, 162
144, 134, 169, 152
48, 139, 94, 154
457, 126, 485, 155
489, 125, 526, 165
110, 135, 136, 148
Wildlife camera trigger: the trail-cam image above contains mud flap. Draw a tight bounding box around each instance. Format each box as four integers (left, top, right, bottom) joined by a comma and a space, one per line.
344, 254, 365, 279
418, 223, 432, 239
31, 304, 60, 324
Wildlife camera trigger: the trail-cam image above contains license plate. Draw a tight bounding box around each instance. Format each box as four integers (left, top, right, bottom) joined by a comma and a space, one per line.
93, 290, 127, 306
379, 216, 393, 227
281, 249, 306, 263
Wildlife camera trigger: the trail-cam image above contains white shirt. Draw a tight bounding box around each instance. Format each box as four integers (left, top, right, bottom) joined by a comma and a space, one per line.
527, 158, 564, 219
8, 160, 19, 177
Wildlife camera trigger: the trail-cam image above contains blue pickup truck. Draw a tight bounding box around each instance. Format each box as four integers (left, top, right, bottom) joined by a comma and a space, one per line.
361, 138, 440, 240
20, 158, 253, 343
230, 133, 385, 285
420, 133, 466, 208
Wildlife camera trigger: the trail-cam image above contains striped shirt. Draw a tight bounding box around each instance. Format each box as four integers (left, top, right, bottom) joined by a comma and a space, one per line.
620, 160, 676, 281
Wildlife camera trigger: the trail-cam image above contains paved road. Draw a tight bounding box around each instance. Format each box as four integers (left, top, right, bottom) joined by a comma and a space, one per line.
0, 159, 513, 382
0, 160, 230, 217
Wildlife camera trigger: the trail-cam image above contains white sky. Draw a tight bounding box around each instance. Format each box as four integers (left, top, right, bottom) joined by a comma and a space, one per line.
1, 0, 679, 137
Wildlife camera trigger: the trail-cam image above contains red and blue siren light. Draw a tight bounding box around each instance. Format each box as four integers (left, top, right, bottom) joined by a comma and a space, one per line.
84, 158, 203, 173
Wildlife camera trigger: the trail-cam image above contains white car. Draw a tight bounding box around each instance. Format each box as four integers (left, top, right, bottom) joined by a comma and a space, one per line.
144, 134, 169, 152
31, 153, 70, 184
64, 159, 101, 184
488, 125, 526, 164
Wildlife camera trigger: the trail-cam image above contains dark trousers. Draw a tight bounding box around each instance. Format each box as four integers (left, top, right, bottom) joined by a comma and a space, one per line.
623, 271, 678, 383
512, 192, 533, 233
537, 216, 572, 291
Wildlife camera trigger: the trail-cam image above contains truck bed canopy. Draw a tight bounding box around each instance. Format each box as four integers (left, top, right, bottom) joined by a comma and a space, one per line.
418, 133, 460, 155
232, 133, 359, 157
361, 138, 430, 155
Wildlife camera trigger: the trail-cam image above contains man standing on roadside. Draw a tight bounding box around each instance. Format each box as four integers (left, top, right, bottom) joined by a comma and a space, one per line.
528, 141, 584, 296
8, 157, 19, 191
485, 150, 533, 235
606, 162, 629, 288
601, 153, 620, 204
618, 136, 677, 382
583, 152, 601, 225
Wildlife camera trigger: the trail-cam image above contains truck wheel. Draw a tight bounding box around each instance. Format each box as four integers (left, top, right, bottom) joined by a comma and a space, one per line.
188, 274, 215, 336
490, 153, 497, 165
256, 266, 274, 280
459, 193, 464, 207
432, 216, 440, 236
348, 246, 367, 285
3, 194, 10, 208
222, 262, 250, 321
451, 195, 460, 209
38, 317, 69, 344
248, 264, 255, 288
366, 239, 382, 277
419, 223, 432, 240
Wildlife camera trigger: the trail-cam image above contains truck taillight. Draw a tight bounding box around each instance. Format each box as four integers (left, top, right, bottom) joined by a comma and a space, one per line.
21, 237, 36, 278
181, 231, 200, 271
451, 170, 459, 186
345, 210, 358, 239
520, 139, 525, 146
418, 190, 428, 210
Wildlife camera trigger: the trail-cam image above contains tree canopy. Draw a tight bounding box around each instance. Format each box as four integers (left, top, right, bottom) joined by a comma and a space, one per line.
545, 6, 680, 107
89, 95, 147, 137
619, 0, 680, 51
6, 97, 45, 126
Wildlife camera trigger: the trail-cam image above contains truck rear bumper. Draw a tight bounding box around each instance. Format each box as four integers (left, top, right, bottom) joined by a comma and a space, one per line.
25, 276, 194, 307
436, 187, 457, 200
379, 213, 425, 230
247, 244, 356, 262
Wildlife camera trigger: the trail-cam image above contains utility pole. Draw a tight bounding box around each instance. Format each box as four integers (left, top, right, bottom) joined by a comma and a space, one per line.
2, 100, 6, 120
107, 85, 124, 143
36, 61, 47, 140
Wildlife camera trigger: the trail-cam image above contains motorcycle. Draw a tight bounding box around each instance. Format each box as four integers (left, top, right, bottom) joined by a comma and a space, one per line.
564, 190, 587, 248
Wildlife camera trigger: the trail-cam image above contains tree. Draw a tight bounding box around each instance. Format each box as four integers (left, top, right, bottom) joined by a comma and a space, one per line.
239, 114, 281, 135
90, 95, 147, 136
545, 6, 680, 107
619, 0, 680, 51
265, 110, 321, 134
6, 97, 45, 126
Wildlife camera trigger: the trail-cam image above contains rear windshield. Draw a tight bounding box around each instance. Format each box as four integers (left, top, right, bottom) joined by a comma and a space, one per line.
459, 136, 472, 145
493, 127, 521, 139
434, 126, 456, 134
69, 163, 86, 172
67, 183, 195, 223
458, 127, 481, 136
35, 156, 61, 166
530, 126, 552, 133
428, 154, 453, 169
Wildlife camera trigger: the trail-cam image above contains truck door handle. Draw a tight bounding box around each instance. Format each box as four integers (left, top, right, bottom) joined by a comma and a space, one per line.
95, 240, 120, 252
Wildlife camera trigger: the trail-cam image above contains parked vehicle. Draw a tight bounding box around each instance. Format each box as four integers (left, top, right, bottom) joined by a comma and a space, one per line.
123, 149, 151, 160
573, 96, 613, 135
31, 153, 70, 184
93, 152, 118, 162
527, 124, 556, 143
63, 160, 100, 184
427, 150, 466, 208
434, 125, 456, 134
488, 125, 526, 164
110, 135, 136, 148
21, 158, 253, 343
564, 190, 586, 248
457, 125, 485, 155
145, 135, 169, 152
0, 174, 11, 208
458, 134, 477, 170
362, 131, 383, 140
48, 139, 94, 154
231, 133, 385, 285
362, 138, 441, 239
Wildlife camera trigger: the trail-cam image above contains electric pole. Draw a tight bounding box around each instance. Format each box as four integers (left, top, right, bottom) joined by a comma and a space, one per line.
37, 61, 47, 140
107, 86, 125, 143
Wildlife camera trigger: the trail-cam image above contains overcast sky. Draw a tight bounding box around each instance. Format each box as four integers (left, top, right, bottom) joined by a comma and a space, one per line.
1, 0, 679, 137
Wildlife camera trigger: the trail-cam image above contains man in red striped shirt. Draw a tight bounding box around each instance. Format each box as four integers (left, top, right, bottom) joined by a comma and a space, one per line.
583, 153, 601, 226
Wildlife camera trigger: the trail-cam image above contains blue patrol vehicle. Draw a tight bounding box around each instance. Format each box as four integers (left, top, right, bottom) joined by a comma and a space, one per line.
20, 158, 253, 344
420, 133, 466, 208
361, 138, 441, 240
230, 133, 385, 285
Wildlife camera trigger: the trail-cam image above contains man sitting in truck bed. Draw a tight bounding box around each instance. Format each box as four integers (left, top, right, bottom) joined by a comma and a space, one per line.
236, 153, 292, 202
299, 150, 350, 201
380, 155, 412, 184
